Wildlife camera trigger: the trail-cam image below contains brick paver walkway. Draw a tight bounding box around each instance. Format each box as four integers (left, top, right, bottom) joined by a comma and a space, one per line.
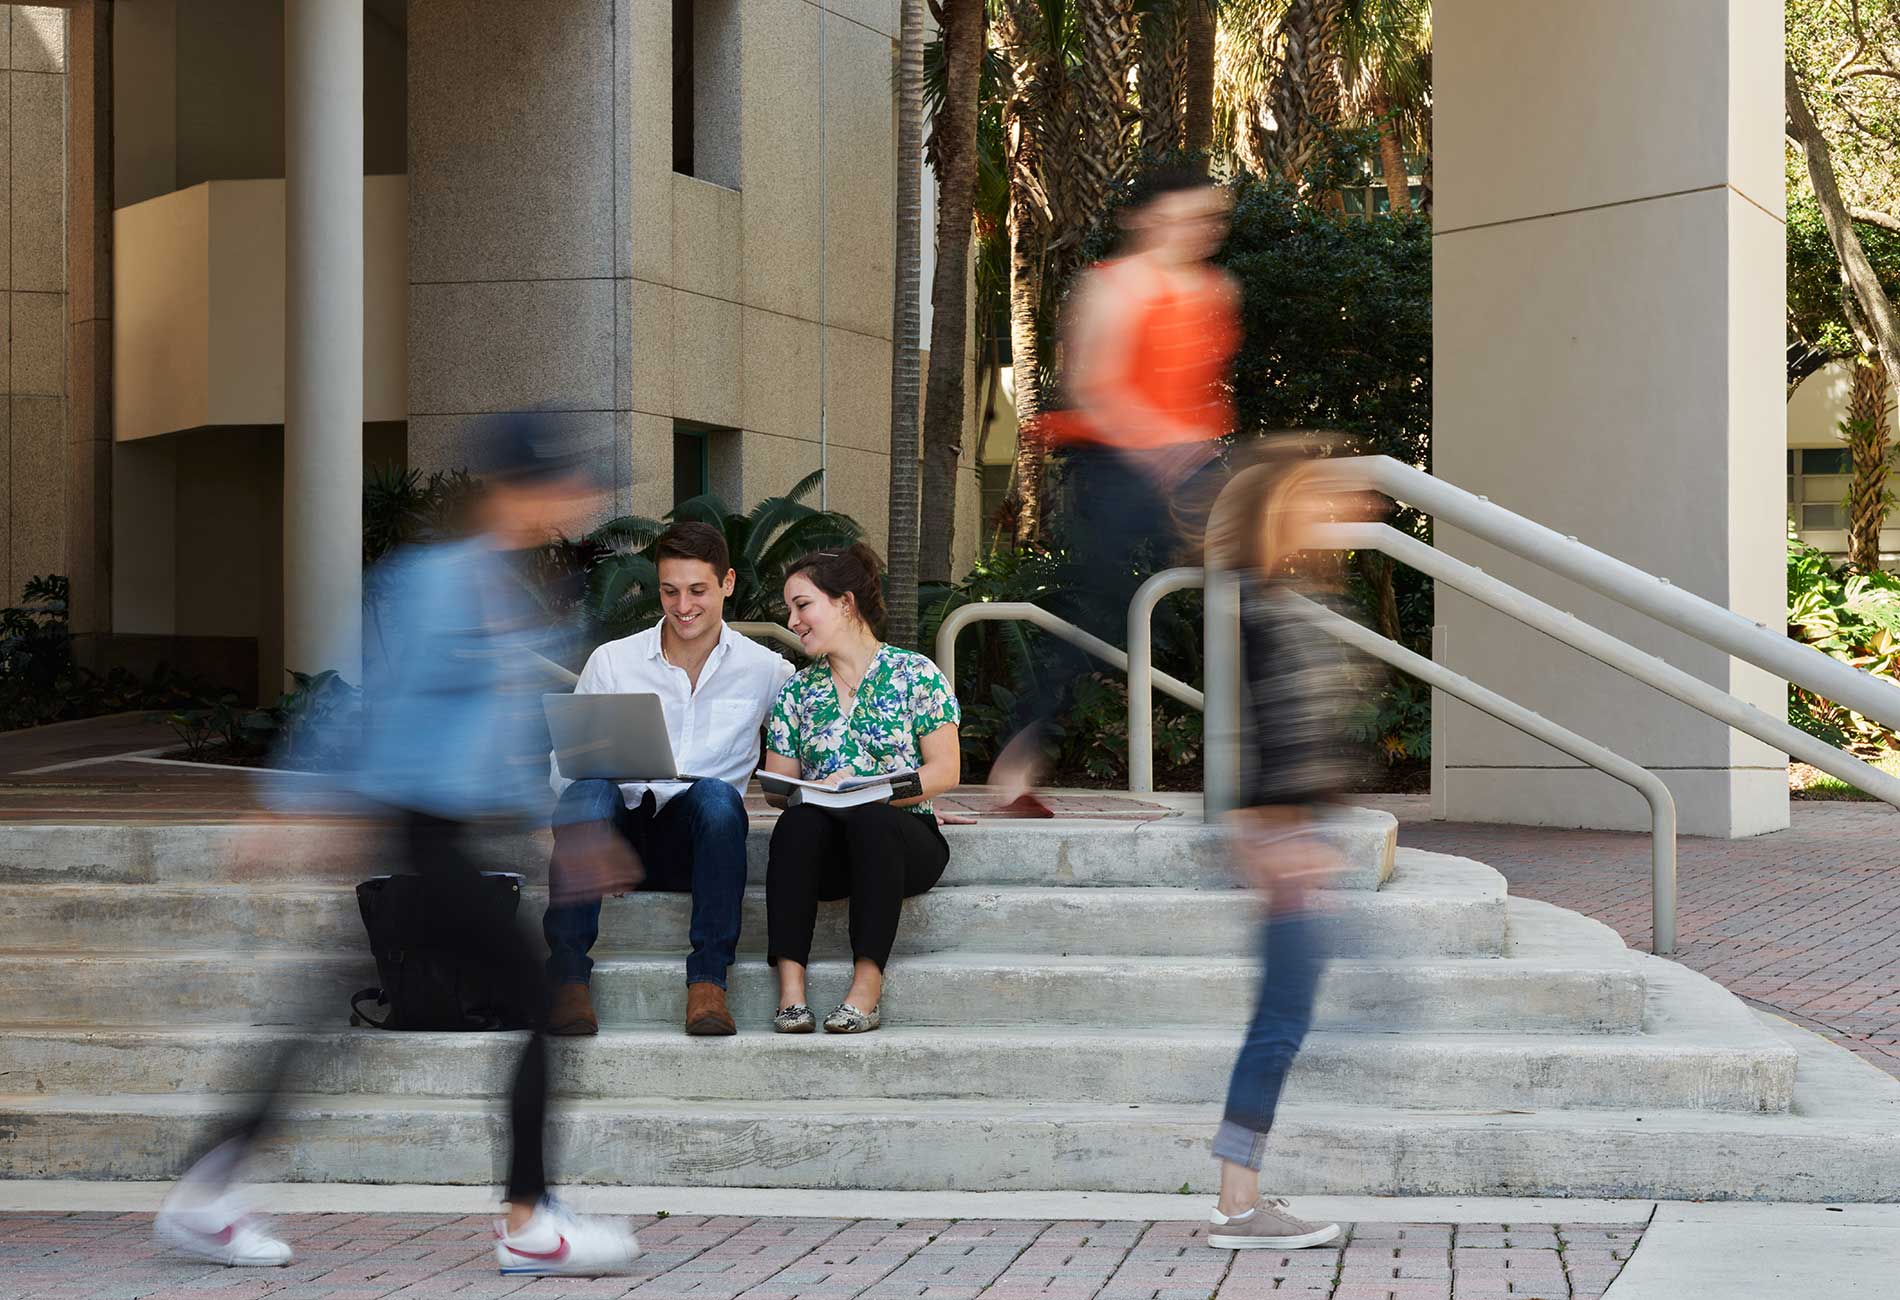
1366, 794, 1900, 1078
0, 1213, 1645, 1300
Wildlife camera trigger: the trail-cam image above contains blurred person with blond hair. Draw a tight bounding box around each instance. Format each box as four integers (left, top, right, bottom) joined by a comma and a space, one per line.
1200, 442, 1367, 1252
993, 166, 1240, 811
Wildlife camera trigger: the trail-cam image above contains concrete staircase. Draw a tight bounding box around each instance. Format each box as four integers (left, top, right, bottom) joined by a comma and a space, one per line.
0, 808, 1896, 1198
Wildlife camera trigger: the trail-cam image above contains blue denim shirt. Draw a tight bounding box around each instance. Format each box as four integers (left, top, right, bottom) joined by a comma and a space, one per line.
351, 538, 572, 822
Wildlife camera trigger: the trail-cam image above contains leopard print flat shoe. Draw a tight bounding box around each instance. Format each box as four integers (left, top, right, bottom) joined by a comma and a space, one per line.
773, 1004, 816, 1034
822, 1003, 880, 1034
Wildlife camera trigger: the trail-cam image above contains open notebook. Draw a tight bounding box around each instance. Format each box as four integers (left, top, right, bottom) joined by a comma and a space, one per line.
756, 769, 923, 809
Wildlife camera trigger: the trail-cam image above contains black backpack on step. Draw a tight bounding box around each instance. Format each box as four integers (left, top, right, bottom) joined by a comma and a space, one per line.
349, 871, 535, 1031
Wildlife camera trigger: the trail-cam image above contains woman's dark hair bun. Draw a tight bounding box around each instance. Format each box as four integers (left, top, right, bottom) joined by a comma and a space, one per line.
786, 543, 887, 634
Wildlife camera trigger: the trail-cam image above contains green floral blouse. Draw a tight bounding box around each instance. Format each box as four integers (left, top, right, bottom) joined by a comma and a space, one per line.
766, 645, 962, 816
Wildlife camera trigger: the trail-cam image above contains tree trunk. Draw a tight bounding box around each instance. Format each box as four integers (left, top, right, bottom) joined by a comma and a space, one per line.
1263, 0, 1345, 186
1846, 355, 1892, 572
1007, 203, 1047, 546
1354, 549, 1402, 642
1787, 62, 1900, 402
1372, 86, 1411, 214
1183, 0, 1215, 168
885, 0, 926, 647
1138, 5, 1185, 164
919, 0, 984, 585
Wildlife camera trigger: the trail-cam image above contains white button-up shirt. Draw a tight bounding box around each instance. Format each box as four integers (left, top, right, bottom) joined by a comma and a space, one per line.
550, 622, 795, 810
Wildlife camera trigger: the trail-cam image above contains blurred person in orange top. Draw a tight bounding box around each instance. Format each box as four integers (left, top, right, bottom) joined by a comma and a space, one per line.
993, 166, 1241, 811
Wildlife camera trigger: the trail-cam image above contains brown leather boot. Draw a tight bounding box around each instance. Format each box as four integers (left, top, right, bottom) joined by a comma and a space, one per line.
547, 982, 598, 1036
685, 981, 736, 1036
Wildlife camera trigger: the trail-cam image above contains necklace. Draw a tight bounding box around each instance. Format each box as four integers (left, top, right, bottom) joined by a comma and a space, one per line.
830, 645, 880, 712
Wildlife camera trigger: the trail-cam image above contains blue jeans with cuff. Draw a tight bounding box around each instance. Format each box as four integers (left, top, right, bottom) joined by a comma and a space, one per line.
543, 777, 749, 989
1212, 903, 1328, 1170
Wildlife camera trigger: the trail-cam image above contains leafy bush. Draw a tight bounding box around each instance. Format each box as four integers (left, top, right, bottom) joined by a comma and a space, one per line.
1344, 673, 1431, 766
155, 669, 362, 769
923, 545, 1207, 788
0, 575, 211, 732
1786, 532, 1900, 753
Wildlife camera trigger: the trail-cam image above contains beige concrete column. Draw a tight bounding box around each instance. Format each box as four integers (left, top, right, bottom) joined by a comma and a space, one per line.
1433, 2, 1787, 837
283, 0, 362, 680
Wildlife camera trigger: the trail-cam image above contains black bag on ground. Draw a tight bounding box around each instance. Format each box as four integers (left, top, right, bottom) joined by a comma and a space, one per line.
350, 871, 534, 1030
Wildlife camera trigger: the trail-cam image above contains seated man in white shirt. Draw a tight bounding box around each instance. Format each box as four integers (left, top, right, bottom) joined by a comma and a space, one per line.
546, 522, 794, 1036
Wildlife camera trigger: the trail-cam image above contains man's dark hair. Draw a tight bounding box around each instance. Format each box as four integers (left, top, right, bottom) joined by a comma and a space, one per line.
654, 521, 731, 574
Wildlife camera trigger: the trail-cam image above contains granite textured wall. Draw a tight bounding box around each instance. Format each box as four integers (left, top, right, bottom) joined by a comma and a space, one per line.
407, 0, 985, 561
2, 6, 68, 606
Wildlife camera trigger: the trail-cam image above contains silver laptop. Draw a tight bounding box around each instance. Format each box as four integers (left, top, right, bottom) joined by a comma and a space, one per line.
543, 693, 716, 783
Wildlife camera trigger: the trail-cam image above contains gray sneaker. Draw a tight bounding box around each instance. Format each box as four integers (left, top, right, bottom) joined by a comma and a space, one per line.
1205, 1199, 1340, 1250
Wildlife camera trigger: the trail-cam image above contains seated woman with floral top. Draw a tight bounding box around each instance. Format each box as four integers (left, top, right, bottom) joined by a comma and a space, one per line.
761, 543, 962, 1034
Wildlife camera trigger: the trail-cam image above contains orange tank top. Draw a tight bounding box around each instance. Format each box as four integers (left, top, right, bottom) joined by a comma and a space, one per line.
1044, 259, 1241, 451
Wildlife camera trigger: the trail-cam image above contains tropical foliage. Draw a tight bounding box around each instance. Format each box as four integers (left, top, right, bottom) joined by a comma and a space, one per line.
1788, 531, 1900, 752
0, 576, 211, 732
579, 471, 864, 643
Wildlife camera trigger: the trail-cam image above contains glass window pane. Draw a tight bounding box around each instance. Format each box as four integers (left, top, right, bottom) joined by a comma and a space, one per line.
1802, 449, 1851, 474
1804, 475, 1849, 503
1803, 503, 1844, 530
1787, 450, 1796, 472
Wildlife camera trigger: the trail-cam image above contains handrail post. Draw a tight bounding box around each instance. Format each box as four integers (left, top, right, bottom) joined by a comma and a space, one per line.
1202, 562, 1241, 821
1127, 567, 1203, 795
1648, 788, 1678, 956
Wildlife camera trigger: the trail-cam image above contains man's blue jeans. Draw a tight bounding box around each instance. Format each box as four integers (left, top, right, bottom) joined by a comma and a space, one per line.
1212, 903, 1328, 1170
544, 778, 749, 989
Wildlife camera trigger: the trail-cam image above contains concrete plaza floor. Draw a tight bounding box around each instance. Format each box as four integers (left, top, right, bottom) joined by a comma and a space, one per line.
5, 1189, 1897, 1299
0, 1188, 1653, 1300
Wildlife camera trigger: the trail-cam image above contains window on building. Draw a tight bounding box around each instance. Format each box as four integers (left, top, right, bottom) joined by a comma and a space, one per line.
673, 427, 711, 507
672, 0, 740, 189
673, 422, 740, 509
1790, 447, 1851, 533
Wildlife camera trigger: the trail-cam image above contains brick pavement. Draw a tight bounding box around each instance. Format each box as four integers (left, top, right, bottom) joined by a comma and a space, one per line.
0, 1213, 1646, 1300
1366, 794, 1900, 1078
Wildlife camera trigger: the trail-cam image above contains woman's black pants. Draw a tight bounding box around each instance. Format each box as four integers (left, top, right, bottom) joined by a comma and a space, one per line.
766, 802, 949, 970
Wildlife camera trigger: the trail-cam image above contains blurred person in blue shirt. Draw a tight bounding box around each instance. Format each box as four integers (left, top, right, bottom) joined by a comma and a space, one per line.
155, 416, 644, 1280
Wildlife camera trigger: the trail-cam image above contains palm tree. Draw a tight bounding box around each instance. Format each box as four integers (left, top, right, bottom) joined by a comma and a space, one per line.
920, 0, 986, 586
992, 0, 1142, 545
1845, 355, 1894, 572
1337, 0, 1430, 214
887, 0, 927, 647
1183, 0, 1216, 165
992, 0, 1063, 544
1212, 0, 1429, 200
1138, 2, 1187, 164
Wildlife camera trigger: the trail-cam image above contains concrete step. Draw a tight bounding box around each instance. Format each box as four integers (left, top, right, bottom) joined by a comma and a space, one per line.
0, 948, 1516, 1032
0, 807, 1397, 890
0, 1010, 1884, 1199
0, 988, 1791, 1113
0, 850, 1481, 960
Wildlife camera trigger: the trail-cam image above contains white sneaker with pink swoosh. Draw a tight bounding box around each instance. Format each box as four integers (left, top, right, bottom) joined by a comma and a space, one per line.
495, 1199, 641, 1276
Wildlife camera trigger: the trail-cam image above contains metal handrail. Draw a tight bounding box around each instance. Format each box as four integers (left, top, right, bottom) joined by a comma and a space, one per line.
1319, 521, 1900, 810
1287, 592, 1679, 954
1331, 455, 1900, 733
933, 601, 1204, 710
1128, 567, 1205, 793
732, 621, 806, 655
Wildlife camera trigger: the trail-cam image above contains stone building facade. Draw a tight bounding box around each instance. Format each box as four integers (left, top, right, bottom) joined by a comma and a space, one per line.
31, 0, 976, 700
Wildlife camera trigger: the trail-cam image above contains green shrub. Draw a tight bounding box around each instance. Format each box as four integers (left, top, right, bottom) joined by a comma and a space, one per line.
1786, 532, 1900, 754
0, 575, 211, 732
